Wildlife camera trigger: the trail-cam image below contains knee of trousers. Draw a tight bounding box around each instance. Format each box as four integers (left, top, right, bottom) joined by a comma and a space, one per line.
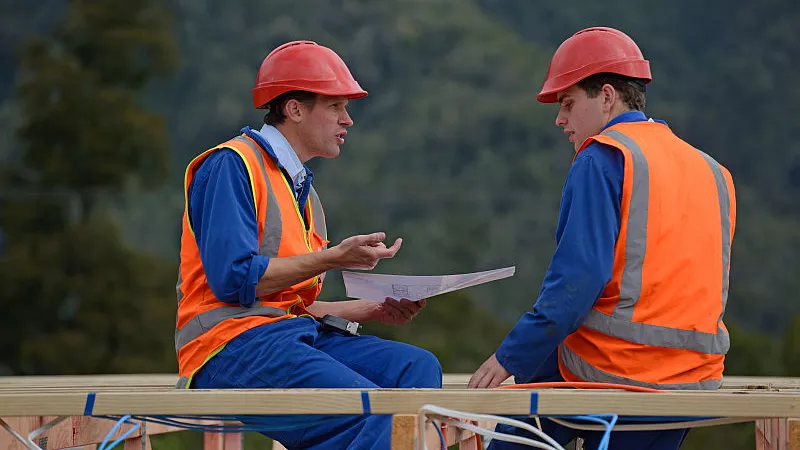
402, 347, 443, 388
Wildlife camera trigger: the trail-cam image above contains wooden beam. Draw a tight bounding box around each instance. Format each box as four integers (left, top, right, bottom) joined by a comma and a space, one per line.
0, 416, 191, 450
203, 431, 242, 450
1, 388, 800, 418
757, 418, 788, 450
2, 374, 800, 392
441, 374, 800, 391
391, 414, 416, 450
123, 435, 152, 450
756, 418, 800, 450
791, 419, 800, 450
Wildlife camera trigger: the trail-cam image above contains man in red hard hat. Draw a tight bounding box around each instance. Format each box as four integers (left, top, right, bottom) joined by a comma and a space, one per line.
469, 27, 736, 449
176, 40, 442, 449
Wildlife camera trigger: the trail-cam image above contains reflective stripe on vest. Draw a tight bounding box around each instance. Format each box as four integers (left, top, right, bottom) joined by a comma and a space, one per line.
309, 186, 327, 242
174, 305, 288, 353
173, 135, 326, 354
560, 344, 723, 390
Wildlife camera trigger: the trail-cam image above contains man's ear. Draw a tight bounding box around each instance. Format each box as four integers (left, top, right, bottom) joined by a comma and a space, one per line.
602, 84, 617, 112
284, 99, 305, 123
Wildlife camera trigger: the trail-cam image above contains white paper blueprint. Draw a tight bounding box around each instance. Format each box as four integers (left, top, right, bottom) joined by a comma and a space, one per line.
341, 266, 516, 302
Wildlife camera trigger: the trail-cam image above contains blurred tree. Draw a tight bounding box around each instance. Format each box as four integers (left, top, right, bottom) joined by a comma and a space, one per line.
0, 0, 178, 375
782, 314, 800, 376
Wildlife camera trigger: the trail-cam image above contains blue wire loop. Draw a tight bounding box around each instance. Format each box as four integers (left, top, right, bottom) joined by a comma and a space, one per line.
98, 415, 140, 450
561, 414, 619, 450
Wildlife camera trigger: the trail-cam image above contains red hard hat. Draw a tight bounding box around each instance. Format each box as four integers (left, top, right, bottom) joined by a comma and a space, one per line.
253, 40, 368, 109
537, 27, 652, 103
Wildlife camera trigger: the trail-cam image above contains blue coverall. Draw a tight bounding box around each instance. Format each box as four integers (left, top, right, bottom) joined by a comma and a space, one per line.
189, 125, 442, 449
488, 112, 689, 450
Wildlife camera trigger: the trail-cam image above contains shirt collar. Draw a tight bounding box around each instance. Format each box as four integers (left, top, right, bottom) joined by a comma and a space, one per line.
603, 110, 648, 130
255, 124, 306, 186
602, 110, 668, 131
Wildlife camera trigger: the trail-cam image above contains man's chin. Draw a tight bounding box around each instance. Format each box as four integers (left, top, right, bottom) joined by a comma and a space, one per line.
322, 147, 341, 159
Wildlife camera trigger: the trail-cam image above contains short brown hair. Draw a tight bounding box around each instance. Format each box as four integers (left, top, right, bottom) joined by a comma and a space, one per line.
263, 91, 318, 126
577, 73, 647, 112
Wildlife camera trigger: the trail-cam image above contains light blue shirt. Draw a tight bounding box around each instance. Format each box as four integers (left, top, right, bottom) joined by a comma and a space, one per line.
256, 124, 306, 197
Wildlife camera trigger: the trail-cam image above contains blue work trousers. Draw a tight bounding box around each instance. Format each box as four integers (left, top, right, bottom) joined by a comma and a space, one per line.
192, 317, 442, 450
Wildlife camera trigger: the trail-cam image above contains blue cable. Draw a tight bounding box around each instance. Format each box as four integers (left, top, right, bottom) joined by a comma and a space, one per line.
97, 415, 140, 450
567, 414, 618, 450
432, 421, 445, 449
97, 414, 339, 434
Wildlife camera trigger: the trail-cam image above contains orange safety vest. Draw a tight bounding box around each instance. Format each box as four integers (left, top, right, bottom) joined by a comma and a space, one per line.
558, 121, 736, 390
175, 133, 329, 388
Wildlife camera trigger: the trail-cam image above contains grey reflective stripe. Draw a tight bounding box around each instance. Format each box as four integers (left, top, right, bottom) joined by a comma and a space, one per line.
560, 345, 722, 390
232, 136, 282, 258
309, 186, 327, 242
176, 377, 189, 389
696, 150, 732, 322
175, 305, 287, 353
176, 269, 183, 303
602, 129, 649, 321
583, 309, 729, 354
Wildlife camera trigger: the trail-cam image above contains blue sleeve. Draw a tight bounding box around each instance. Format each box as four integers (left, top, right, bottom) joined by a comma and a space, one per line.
188, 150, 270, 307
495, 144, 623, 382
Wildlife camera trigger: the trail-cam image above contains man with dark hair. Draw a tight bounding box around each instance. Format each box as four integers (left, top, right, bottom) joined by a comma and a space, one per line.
176, 40, 442, 449
470, 27, 736, 450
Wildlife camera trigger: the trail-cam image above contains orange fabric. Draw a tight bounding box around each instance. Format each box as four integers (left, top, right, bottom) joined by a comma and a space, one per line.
562, 327, 725, 386
559, 121, 735, 387
176, 134, 327, 380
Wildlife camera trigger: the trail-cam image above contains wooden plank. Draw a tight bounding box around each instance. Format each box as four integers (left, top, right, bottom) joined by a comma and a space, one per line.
38, 416, 73, 449
71, 416, 142, 447
722, 377, 800, 391
441, 374, 800, 391
204, 431, 223, 450
123, 435, 152, 450
392, 414, 485, 449
790, 419, 800, 450
0, 416, 41, 450
203, 431, 242, 450
222, 432, 243, 450
444, 422, 482, 449
1, 389, 800, 418
391, 414, 416, 450
2, 374, 800, 392
757, 418, 787, 450
0, 374, 178, 388
0, 416, 203, 450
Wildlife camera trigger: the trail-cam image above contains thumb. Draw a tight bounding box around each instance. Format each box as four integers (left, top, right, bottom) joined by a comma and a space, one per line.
360, 232, 386, 245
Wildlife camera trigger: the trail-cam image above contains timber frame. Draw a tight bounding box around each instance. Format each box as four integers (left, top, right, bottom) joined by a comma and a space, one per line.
0, 374, 798, 449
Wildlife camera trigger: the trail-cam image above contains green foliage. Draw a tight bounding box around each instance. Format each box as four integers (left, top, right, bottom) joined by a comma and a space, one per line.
0, 215, 177, 374
782, 315, 800, 376
0, 0, 178, 375
14, 0, 177, 193
724, 321, 785, 377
